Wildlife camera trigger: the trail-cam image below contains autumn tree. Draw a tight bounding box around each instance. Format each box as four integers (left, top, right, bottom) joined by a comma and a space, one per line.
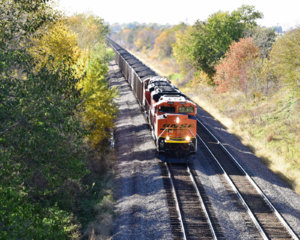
154, 23, 187, 58
67, 14, 108, 50
29, 20, 81, 73
78, 44, 117, 147
135, 27, 160, 52
117, 25, 145, 49
214, 38, 260, 94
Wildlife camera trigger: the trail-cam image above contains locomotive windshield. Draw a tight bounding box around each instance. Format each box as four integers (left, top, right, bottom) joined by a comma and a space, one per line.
159, 106, 176, 113
178, 106, 194, 113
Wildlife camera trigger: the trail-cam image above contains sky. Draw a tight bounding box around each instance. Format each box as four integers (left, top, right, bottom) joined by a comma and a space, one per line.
55, 0, 300, 30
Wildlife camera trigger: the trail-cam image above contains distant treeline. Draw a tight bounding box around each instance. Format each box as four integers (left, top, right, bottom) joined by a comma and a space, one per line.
111, 5, 299, 97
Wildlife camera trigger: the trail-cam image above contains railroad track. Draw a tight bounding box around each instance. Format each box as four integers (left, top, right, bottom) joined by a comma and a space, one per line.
196, 118, 299, 240
159, 160, 222, 240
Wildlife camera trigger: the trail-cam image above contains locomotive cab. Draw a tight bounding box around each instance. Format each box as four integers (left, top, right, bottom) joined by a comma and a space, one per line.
154, 95, 197, 154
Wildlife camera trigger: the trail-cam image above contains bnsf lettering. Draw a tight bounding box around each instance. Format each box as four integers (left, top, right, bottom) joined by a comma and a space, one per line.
160, 124, 193, 130
162, 123, 193, 128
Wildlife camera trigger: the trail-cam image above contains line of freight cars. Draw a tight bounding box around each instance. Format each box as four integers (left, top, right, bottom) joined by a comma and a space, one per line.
109, 38, 197, 155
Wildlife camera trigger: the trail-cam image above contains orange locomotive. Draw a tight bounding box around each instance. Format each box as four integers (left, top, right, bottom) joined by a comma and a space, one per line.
143, 76, 197, 154
109, 38, 197, 155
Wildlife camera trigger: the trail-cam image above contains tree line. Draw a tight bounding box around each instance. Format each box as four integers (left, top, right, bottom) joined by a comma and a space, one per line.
1, 0, 116, 239
111, 5, 299, 98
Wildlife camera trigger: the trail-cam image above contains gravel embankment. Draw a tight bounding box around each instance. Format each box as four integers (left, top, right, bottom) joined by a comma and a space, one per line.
109, 62, 173, 240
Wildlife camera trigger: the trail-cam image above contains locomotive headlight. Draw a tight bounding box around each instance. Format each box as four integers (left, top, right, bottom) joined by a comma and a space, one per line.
176, 117, 180, 124
186, 136, 191, 141
166, 136, 170, 141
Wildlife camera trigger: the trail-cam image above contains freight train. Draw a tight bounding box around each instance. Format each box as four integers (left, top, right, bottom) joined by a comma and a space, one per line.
109, 39, 197, 155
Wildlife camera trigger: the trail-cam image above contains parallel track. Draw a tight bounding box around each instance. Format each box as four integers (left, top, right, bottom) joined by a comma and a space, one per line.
196, 118, 299, 240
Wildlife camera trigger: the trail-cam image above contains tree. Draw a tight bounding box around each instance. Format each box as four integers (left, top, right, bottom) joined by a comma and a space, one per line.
244, 26, 276, 58
78, 44, 117, 147
1, 1, 116, 238
268, 27, 300, 93
29, 20, 81, 72
154, 24, 187, 58
173, 5, 262, 77
214, 38, 260, 94
67, 14, 108, 49
134, 27, 160, 52
0, 0, 85, 237
172, 25, 194, 74
117, 25, 145, 49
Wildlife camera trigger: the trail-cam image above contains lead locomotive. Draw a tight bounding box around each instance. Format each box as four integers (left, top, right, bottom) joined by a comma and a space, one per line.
109, 39, 197, 155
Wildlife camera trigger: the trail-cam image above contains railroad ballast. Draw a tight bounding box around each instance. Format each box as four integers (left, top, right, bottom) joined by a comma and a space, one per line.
109, 39, 197, 155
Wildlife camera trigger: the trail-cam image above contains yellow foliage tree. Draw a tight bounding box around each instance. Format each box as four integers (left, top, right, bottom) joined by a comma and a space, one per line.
172, 26, 194, 74
29, 20, 81, 72
78, 44, 117, 146
67, 14, 108, 50
154, 24, 186, 58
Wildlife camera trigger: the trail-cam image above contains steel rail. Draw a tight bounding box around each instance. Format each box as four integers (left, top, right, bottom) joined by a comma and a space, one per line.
187, 165, 218, 240
165, 163, 187, 240
196, 117, 299, 240
196, 131, 269, 239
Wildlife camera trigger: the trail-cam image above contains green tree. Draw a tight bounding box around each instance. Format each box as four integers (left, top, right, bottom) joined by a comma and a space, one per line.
172, 25, 194, 74
268, 27, 300, 93
1, 1, 116, 238
173, 5, 262, 77
0, 0, 85, 238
